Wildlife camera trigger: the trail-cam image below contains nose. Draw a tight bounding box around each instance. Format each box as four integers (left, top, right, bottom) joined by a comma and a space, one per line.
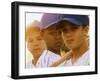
32, 40, 39, 47
63, 31, 72, 38
55, 32, 62, 39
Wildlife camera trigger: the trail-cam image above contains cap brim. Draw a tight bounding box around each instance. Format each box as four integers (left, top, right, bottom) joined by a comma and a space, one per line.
61, 18, 81, 25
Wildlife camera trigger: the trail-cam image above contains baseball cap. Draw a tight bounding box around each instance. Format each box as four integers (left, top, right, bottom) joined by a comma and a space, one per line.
40, 13, 61, 29
60, 14, 89, 25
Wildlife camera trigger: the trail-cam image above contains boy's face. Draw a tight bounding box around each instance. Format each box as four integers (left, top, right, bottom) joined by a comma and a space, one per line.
41, 24, 63, 54
27, 32, 46, 57
62, 22, 88, 49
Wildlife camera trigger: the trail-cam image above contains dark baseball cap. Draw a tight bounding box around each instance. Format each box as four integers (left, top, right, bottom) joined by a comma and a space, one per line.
60, 14, 89, 25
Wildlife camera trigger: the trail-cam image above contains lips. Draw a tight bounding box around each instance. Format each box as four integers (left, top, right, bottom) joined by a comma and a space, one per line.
56, 41, 62, 45
66, 39, 74, 43
33, 48, 41, 51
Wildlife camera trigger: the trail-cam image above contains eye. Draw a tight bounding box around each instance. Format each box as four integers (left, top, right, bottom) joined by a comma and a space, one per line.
28, 39, 33, 43
48, 32, 56, 35
68, 26, 79, 32
37, 38, 42, 40
37, 37, 42, 41
62, 28, 68, 33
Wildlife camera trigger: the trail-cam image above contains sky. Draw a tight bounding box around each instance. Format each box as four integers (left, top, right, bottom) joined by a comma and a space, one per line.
26, 12, 43, 27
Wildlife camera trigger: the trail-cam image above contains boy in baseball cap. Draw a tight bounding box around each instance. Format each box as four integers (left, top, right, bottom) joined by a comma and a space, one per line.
58, 14, 89, 66
40, 13, 63, 55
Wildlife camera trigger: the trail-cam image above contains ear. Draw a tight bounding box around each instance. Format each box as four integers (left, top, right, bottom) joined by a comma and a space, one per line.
84, 25, 89, 33
83, 25, 89, 37
40, 30, 45, 37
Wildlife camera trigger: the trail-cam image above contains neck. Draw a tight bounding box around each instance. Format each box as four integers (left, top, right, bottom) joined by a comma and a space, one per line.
32, 56, 39, 65
54, 50, 60, 55
71, 40, 89, 64
31, 52, 41, 65
48, 48, 61, 55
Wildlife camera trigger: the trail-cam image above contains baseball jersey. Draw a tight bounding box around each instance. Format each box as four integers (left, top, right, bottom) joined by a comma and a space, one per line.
63, 50, 89, 66
26, 49, 61, 68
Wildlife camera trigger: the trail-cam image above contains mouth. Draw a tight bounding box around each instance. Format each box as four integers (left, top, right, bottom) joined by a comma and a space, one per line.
33, 48, 41, 51
66, 39, 74, 43
55, 42, 62, 47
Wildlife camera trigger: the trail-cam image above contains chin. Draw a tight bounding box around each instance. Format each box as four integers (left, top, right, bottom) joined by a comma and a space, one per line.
54, 47, 60, 50
67, 45, 75, 49
69, 46, 77, 49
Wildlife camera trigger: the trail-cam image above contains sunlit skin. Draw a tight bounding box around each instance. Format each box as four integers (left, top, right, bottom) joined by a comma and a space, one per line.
41, 24, 63, 55
26, 26, 46, 65
61, 21, 89, 64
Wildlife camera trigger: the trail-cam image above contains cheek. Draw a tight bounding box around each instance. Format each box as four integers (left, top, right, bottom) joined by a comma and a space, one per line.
45, 36, 54, 44
27, 43, 32, 51
42, 41, 46, 48
74, 32, 84, 45
39, 41, 44, 46
43, 35, 49, 41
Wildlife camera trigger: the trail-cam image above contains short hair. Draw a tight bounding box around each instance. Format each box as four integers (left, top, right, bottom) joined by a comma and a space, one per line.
26, 21, 41, 40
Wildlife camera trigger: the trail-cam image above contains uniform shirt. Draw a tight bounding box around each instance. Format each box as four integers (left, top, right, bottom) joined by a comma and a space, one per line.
26, 50, 61, 68
63, 50, 89, 66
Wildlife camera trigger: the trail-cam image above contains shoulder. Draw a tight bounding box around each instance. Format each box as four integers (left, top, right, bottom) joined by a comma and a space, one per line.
74, 50, 90, 66
45, 50, 61, 64
46, 50, 61, 58
37, 50, 61, 67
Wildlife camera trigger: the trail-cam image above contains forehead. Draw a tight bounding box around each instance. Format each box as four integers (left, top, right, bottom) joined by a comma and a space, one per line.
44, 24, 60, 32
26, 31, 41, 39
59, 21, 79, 29
26, 26, 41, 35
